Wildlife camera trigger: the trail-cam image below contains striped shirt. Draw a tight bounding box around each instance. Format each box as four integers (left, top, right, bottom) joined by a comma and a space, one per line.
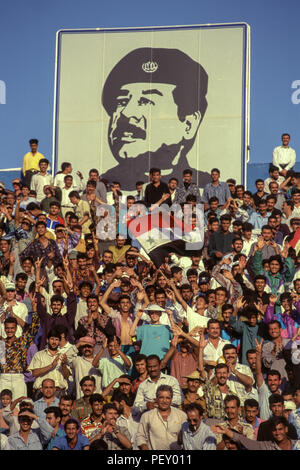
80, 414, 103, 440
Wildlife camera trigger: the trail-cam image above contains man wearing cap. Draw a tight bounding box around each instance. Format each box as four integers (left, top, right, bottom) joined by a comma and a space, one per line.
72, 336, 102, 399
182, 371, 206, 413
101, 47, 210, 190
0, 280, 29, 339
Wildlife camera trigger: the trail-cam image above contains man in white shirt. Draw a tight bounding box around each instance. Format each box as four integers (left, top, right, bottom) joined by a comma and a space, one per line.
54, 162, 84, 191
273, 133, 296, 177
30, 158, 53, 202
60, 175, 78, 218
132, 354, 184, 419
136, 384, 187, 450
263, 164, 285, 195
203, 319, 230, 365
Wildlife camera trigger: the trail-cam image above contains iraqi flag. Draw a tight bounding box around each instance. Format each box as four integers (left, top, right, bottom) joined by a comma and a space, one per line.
289, 227, 300, 255
127, 208, 204, 268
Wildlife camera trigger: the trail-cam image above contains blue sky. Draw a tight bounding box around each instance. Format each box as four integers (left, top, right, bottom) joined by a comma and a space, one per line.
0, 0, 299, 172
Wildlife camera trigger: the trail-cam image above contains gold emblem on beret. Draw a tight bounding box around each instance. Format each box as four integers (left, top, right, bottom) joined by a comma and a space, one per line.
142, 61, 158, 73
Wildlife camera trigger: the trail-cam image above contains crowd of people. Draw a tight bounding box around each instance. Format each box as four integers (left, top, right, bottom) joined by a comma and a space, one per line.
0, 133, 299, 451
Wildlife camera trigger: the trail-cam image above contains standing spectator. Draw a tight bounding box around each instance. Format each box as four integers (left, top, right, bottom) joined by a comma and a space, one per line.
273, 133, 296, 177
252, 179, 267, 208
174, 169, 201, 204
68, 191, 92, 235
202, 168, 231, 211
30, 159, 53, 202
143, 168, 171, 208
22, 139, 45, 187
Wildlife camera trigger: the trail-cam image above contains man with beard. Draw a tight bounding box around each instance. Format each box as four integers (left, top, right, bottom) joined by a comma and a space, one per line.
72, 336, 102, 399
101, 47, 210, 190
222, 344, 256, 405
28, 329, 71, 399
71, 375, 96, 422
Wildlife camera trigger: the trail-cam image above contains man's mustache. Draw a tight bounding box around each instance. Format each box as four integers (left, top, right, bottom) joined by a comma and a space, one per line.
111, 116, 146, 142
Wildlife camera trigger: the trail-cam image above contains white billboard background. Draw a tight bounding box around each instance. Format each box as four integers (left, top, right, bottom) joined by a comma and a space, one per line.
54, 25, 250, 190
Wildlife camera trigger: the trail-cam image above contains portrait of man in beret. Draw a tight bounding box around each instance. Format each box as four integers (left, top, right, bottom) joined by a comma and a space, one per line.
101, 47, 211, 190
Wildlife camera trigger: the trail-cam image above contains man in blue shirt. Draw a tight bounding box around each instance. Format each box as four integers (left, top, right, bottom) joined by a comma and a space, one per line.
8, 411, 43, 450
53, 418, 90, 450
202, 168, 231, 211
249, 200, 270, 231
44, 406, 66, 450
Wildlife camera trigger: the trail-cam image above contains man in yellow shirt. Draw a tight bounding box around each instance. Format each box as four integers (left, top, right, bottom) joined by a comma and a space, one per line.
22, 139, 45, 186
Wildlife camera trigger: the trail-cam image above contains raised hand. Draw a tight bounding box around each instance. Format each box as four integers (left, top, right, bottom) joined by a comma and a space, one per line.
236, 296, 246, 311
281, 242, 290, 259
52, 354, 60, 368
136, 309, 144, 320
223, 270, 234, 281
34, 257, 43, 270
102, 336, 108, 349
172, 324, 183, 337
170, 335, 179, 348
255, 338, 263, 355
112, 279, 121, 288
198, 328, 208, 349
29, 292, 37, 312
256, 236, 265, 251
269, 294, 278, 305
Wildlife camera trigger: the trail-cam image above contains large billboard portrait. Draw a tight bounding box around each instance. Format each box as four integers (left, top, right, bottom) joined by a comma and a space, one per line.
53, 24, 250, 192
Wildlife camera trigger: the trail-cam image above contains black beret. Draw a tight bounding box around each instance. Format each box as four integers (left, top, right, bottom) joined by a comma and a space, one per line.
102, 47, 208, 120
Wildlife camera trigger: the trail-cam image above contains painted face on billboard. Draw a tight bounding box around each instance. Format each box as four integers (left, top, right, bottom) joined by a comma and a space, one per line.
102, 47, 210, 189
108, 82, 201, 161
